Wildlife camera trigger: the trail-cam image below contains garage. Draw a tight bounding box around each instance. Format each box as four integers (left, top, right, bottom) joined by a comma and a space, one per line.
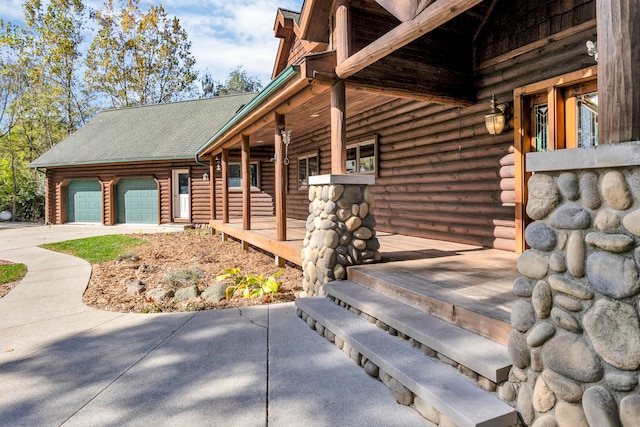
66, 180, 102, 223
116, 178, 158, 224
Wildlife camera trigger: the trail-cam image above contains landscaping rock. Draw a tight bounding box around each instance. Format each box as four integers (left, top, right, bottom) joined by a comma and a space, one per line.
175, 285, 198, 300
147, 288, 175, 303
201, 283, 227, 301
555, 401, 588, 427
127, 279, 145, 296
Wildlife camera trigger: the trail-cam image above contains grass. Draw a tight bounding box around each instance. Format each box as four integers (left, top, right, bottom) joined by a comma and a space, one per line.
41, 235, 146, 264
0, 263, 27, 285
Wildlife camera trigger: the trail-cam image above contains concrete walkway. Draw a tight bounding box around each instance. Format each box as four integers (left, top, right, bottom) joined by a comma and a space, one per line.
0, 224, 428, 426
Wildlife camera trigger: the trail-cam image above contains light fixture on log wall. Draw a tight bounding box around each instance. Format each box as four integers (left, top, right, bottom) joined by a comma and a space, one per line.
485, 95, 508, 135
202, 172, 209, 181
215, 154, 222, 171
586, 40, 598, 61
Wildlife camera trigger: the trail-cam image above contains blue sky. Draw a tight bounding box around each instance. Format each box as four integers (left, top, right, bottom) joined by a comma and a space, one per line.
0, 0, 304, 87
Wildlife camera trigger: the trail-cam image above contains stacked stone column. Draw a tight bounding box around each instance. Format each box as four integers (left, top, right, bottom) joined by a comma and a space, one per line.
301, 175, 381, 297
507, 143, 640, 426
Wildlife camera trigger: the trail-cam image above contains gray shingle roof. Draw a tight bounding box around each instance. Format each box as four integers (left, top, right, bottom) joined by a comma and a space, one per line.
279, 8, 301, 24
30, 93, 256, 168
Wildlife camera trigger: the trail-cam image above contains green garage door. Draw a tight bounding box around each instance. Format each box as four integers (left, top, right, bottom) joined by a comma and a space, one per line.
116, 178, 158, 224
67, 180, 102, 223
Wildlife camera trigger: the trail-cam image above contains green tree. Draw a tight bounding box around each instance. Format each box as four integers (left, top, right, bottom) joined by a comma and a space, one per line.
85, 0, 198, 107
202, 66, 262, 97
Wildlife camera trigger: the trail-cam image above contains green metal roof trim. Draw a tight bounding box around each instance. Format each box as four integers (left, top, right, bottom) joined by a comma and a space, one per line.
30, 93, 257, 168
195, 65, 301, 159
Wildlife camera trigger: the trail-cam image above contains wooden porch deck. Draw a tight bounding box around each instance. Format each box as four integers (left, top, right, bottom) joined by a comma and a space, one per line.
210, 217, 519, 327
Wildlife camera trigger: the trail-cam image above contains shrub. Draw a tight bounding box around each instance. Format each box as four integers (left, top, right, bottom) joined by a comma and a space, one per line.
216, 268, 281, 299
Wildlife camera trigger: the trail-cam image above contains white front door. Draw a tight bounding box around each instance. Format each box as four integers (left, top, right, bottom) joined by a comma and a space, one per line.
172, 170, 190, 220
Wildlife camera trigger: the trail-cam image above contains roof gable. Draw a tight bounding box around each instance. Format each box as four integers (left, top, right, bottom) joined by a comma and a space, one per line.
30, 93, 256, 168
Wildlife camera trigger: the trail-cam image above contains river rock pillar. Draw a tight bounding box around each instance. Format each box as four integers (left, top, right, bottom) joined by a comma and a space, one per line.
506, 142, 640, 426
301, 174, 381, 297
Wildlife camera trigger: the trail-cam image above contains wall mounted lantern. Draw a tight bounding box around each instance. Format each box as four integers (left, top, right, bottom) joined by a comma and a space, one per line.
215, 154, 222, 171
586, 40, 598, 62
485, 94, 508, 135
202, 172, 209, 182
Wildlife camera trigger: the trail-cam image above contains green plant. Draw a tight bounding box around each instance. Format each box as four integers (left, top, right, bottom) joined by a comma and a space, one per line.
41, 235, 145, 264
0, 263, 27, 285
163, 266, 205, 288
216, 268, 282, 300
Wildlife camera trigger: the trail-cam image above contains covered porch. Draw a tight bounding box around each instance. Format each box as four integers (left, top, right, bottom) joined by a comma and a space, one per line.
210, 215, 518, 341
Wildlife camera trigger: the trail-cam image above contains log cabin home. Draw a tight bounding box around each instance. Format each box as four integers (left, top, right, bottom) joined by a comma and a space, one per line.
30, 94, 263, 226
197, 1, 640, 426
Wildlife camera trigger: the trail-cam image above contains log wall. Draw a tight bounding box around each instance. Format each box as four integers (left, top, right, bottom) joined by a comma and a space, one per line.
45, 161, 212, 225
283, 0, 596, 251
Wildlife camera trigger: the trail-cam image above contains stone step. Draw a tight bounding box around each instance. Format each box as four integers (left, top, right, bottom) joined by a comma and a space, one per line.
347, 267, 513, 345
324, 280, 512, 383
296, 297, 517, 427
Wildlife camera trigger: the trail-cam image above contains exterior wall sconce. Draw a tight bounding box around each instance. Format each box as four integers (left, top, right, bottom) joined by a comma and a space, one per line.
215, 154, 222, 171
586, 40, 598, 61
202, 172, 209, 182
485, 94, 508, 135
280, 128, 291, 166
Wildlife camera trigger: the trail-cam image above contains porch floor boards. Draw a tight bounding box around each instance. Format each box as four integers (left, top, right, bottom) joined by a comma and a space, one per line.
210, 216, 519, 328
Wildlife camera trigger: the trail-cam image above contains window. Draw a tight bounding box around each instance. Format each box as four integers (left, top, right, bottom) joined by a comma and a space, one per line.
522, 76, 598, 153
346, 138, 377, 175
298, 152, 319, 188
228, 162, 258, 188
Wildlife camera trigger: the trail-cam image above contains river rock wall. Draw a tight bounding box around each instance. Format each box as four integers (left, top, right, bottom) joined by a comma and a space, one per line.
509, 165, 640, 426
301, 177, 381, 297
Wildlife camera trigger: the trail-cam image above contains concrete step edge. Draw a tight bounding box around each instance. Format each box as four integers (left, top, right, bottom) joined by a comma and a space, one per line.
295, 297, 516, 427
324, 280, 512, 383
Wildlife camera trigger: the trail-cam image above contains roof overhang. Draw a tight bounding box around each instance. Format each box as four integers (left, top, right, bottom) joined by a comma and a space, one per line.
196, 52, 337, 159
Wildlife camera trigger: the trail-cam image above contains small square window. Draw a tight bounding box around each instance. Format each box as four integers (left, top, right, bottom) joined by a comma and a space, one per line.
346, 137, 377, 175
228, 162, 258, 188
298, 152, 319, 188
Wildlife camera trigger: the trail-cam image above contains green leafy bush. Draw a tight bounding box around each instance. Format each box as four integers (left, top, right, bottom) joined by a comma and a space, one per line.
216, 268, 281, 299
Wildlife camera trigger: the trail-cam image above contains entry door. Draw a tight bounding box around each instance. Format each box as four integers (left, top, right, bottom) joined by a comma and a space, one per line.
173, 170, 190, 220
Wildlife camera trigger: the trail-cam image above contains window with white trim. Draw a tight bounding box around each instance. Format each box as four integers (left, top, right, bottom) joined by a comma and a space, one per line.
346, 138, 377, 175
228, 162, 259, 188
298, 152, 319, 188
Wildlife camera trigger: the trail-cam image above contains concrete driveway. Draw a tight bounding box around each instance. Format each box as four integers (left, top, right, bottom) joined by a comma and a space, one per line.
0, 224, 427, 426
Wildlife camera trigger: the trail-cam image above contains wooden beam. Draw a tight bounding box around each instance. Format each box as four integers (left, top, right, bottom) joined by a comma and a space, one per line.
335, 0, 351, 64
221, 149, 229, 224
331, 80, 347, 174
241, 134, 251, 230
597, 0, 640, 144
210, 154, 216, 221
274, 113, 287, 241
374, 0, 416, 22
336, 0, 483, 79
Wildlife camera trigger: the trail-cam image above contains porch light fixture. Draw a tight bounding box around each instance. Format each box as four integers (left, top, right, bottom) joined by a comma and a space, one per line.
215, 154, 222, 171
202, 172, 209, 182
484, 95, 508, 135
280, 128, 291, 166
586, 40, 598, 62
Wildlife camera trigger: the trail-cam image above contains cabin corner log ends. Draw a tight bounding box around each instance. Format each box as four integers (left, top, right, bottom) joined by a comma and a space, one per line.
301, 178, 380, 297
507, 142, 640, 426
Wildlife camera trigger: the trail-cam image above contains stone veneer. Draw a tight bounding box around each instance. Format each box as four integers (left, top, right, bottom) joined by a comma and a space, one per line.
508, 142, 640, 426
301, 175, 381, 297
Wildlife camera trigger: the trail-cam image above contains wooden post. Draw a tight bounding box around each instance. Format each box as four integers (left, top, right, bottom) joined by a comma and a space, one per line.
331, 80, 347, 174
241, 134, 251, 230
335, 0, 350, 64
275, 113, 287, 241
210, 154, 217, 221
221, 148, 229, 224
597, 0, 640, 144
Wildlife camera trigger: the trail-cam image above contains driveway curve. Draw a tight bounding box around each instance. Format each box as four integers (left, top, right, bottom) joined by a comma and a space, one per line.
0, 224, 427, 426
